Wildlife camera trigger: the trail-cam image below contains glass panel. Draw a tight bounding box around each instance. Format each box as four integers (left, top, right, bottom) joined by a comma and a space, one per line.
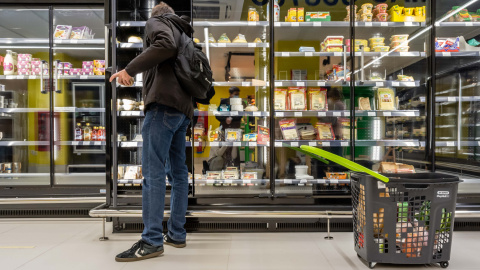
52, 7, 106, 185
273, 1, 352, 196
353, 0, 430, 173
435, 0, 480, 177
192, 0, 271, 197
0, 7, 51, 186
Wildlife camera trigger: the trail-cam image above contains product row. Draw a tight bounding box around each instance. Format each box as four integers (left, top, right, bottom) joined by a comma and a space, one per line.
75, 123, 106, 142
54, 25, 96, 40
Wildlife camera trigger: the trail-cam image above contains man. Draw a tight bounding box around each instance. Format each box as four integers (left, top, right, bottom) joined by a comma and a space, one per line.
215, 86, 242, 129
110, 2, 193, 262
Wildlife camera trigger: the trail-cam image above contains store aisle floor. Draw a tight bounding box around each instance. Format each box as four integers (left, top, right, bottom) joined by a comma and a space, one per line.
0, 219, 479, 270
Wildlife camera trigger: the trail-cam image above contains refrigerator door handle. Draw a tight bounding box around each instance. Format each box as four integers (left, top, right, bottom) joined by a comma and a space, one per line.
54, 60, 61, 93
40, 60, 47, 94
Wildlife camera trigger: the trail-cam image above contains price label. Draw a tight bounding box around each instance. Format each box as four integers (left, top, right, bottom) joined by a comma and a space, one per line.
318, 112, 326, 117
300, 179, 307, 183
284, 179, 293, 184
244, 180, 251, 184
276, 112, 284, 117
477, 141, 480, 146
82, 141, 90, 146
80, 75, 88, 80
305, 52, 313, 57
194, 142, 200, 147
365, 22, 373, 27
217, 43, 226, 47
309, 142, 317, 146
317, 81, 326, 86
71, 39, 78, 44
297, 82, 305, 86
290, 142, 299, 147
248, 43, 256, 47
381, 52, 388, 57
6, 75, 14, 79
275, 81, 283, 86
446, 141, 455, 147
125, 142, 137, 147
442, 52, 451, 57
248, 21, 256, 26
281, 52, 289, 57
330, 179, 339, 184
313, 22, 322, 26
376, 82, 383, 87
291, 22, 300, 27
334, 52, 343, 57
466, 22, 473, 26
400, 52, 411, 57
294, 112, 302, 117
392, 82, 400, 87
210, 142, 219, 147
95, 141, 102, 145
29, 75, 37, 79
207, 180, 215, 184
242, 81, 250, 86
404, 21, 413, 26
72, 141, 79, 145
274, 22, 281, 27
383, 112, 392, 117
275, 142, 283, 147
341, 142, 349, 147
225, 180, 233, 184
234, 142, 242, 147
333, 112, 341, 117
253, 112, 261, 117
368, 112, 376, 116
17, 75, 25, 80
230, 111, 238, 116
248, 142, 256, 147
447, 97, 456, 102
323, 142, 330, 147
381, 22, 388, 26
344, 112, 350, 117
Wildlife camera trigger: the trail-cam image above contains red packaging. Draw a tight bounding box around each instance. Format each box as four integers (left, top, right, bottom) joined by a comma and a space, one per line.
257, 126, 270, 145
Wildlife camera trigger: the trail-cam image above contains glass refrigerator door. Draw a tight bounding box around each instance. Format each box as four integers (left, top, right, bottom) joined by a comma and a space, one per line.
435, 0, 480, 176
273, 2, 352, 196
353, 0, 430, 173
0, 7, 51, 186
52, 7, 106, 185
192, 0, 271, 197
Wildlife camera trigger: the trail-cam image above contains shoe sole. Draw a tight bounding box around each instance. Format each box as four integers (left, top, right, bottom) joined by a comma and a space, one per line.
164, 241, 186, 248
115, 250, 164, 262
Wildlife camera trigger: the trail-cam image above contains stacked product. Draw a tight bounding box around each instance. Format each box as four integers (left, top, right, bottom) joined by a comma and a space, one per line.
0, 162, 21, 173
55, 59, 105, 76
447, 6, 480, 22
373, 3, 388, 22
285, 7, 304, 22
390, 34, 410, 52
2, 51, 48, 76
344, 3, 426, 23
75, 122, 106, 141
369, 37, 389, 52
118, 165, 143, 180
320, 36, 344, 52
53, 25, 96, 39
202, 33, 262, 43
230, 97, 243, 111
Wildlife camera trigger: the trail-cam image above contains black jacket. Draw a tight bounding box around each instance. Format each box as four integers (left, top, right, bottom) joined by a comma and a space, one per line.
125, 14, 194, 119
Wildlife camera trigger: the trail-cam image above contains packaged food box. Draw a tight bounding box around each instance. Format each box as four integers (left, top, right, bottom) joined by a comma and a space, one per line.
70, 26, 89, 39
54, 61, 63, 69
390, 34, 409, 42
346, 39, 368, 47
61, 62, 72, 69
305, 11, 331, 21
18, 68, 31, 75
435, 37, 460, 52
308, 88, 327, 111
243, 133, 258, 142
369, 37, 385, 44
392, 46, 409, 52
70, 68, 82, 75
257, 126, 270, 145
390, 41, 409, 47
225, 129, 242, 142
53, 25, 72, 39
358, 97, 372, 110
274, 88, 288, 110
297, 8, 304, 22
374, 13, 388, 22
374, 3, 388, 13
206, 171, 222, 180
315, 122, 334, 140
288, 8, 297, 22
324, 36, 344, 45
82, 61, 94, 69
287, 87, 306, 110
94, 67, 105, 75
279, 119, 299, 140
242, 172, 258, 180
360, 13, 373, 22
217, 33, 231, 43
63, 69, 71, 75
232, 34, 247, 43
17, 63, 31, 69
397, 75, 414, 81
377, 88, 396, 110
326, 172, 348, 180
360, 3, 373, 14
18, 54, 32, 62
373, 46, 390, 52
325, 44, 344, 52
349, 46, 371, 52
94, 60, 105, 68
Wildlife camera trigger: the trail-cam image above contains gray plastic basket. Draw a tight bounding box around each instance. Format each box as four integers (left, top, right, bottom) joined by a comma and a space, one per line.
351, 172, 461, 269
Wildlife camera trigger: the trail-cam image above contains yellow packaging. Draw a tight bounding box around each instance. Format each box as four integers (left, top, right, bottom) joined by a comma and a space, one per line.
288, 8, 297, 22
297, 8, 304, 22
369, 37, 385, 44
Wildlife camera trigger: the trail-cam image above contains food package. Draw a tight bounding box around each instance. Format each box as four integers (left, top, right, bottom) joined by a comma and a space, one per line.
222, 167, 239, 180
297, 8, 304, 22
69, 68, 82, 75
358, 97, 372, 110
81, 68, 94, 76
17, 54, 32, 62
82, 61, 93, 69
225, 129, 242, 142
63, 69, 71, 75
217, 33, 231, 43
373, 46, 390, 52
325, 44, 343, 52
279, 119, 299, 140
243, 133, 257, 142
257, 126, 270, 145
62, 62, 72, 69
377, 88, 396, 110
360, 3, 373, 14
305, 11, 331, 22
18, 68, 31, 75
360, 13, 373, 22
253, 37, 263, 43
288, 8, 297, 22
350, 46, 371, 52
297, 124, 316, 140
242, 172, 258, 180
396, 164, 415, 173
369, 37, 385, 44
374, 3, 388, 14
397, 75, 414, 81
379, 162, 397, 173
94, 60, 105, 68
339, 118, 356, 140
231, 105, 244, 111
17, 61, 30, 69
287, 87, 307, 110
435, 37, 460, 52
124, 166, 142, 179
391, 44, 409, 52
324, 36, 344, 46
370, 41, 385, 49
391, 34, 409, 42
326, 172, 348, 180
193, 123, 205, 142
94, 68, 105, 75
232, 34, 247, 43
390, 41, 409, 48
206, 171, 222, 180
274, 88, 288, 110
53, 25, 72, 39
248, 7, 259, 22
70, 26, 88, 39
374, 13, 388, 22
206, 33, 216, 43
291, 69, 307, 80
315, 122, 335, 140
207, 125, 222, 142
346, 39, 368, 47
308, 88, 327, 111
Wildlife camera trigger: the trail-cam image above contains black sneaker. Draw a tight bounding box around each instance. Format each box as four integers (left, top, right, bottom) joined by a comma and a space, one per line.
115, 239, 164, 262
164, 234, 186, 248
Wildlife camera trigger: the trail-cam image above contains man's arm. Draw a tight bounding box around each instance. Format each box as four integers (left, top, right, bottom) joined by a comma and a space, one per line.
110, 17, 176, 84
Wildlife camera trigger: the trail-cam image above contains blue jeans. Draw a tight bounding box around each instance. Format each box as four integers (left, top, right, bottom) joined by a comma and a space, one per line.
141, 103, 190, 247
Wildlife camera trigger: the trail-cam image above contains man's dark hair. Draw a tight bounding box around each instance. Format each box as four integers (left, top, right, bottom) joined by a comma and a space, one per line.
229, 86, 240, 94
151, 2, 174, 17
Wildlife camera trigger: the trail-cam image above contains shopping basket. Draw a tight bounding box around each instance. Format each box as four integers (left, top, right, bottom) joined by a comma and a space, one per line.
351, 172, 461, 269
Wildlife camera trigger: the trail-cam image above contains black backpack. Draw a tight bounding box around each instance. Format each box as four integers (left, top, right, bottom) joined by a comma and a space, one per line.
164, 16, 213, 99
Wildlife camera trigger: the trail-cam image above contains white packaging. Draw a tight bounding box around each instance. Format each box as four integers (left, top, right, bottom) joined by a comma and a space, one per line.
231, 105, 244, 111
230, 98, 242, 105
295, 165, 308, 176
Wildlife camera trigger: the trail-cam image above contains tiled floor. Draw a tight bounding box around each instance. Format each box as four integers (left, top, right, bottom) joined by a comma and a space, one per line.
0, 219, 479, 270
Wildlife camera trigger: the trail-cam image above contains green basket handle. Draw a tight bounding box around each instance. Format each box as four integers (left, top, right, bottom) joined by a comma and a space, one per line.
300, 145, 389, 183
287, 146, 330, 165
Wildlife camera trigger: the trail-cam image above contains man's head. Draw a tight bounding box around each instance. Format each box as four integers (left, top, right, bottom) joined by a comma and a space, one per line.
229, 86, 240, 98
151, 2, 174, 17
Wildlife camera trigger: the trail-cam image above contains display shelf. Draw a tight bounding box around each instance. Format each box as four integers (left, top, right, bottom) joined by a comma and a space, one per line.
119, 141, 193, 148
274, 80, 419, 88
275, 51, 425, 57
195, 179, 267, 184
54, 107, 105, 113
195, 111, 269, 117
55, 141, 105, 146
0, 141, 49, 146
435, 96, 480, 103
0, 75, 104, 80
193, 141, 266, 147
53, 39, 104, 45
117, 179, 194, 185
119, 81, 268, 88
436, 52, 480, 57
198, 42, 269, 48
0, 108, 49, 113
435, 141, 480, 147
118, 43, 142, 49
437, 22, 480, 27
0, 38, 48, 44
355, 139, 420, 147
193, 21, 269, 27
275, 21, 424, 27
118, 111, 144, 117
274, 140, 350, 147
0, 173, 50, 178
274, 110, 419, 117
275, 179, 351, 184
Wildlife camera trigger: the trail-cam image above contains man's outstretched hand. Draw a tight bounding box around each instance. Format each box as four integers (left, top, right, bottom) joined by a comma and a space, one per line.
110, 69, 133, 86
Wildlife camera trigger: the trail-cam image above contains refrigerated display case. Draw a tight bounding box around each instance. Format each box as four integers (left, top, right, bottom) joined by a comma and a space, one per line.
0, 2, 107, 203
95, 0, 480, 232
